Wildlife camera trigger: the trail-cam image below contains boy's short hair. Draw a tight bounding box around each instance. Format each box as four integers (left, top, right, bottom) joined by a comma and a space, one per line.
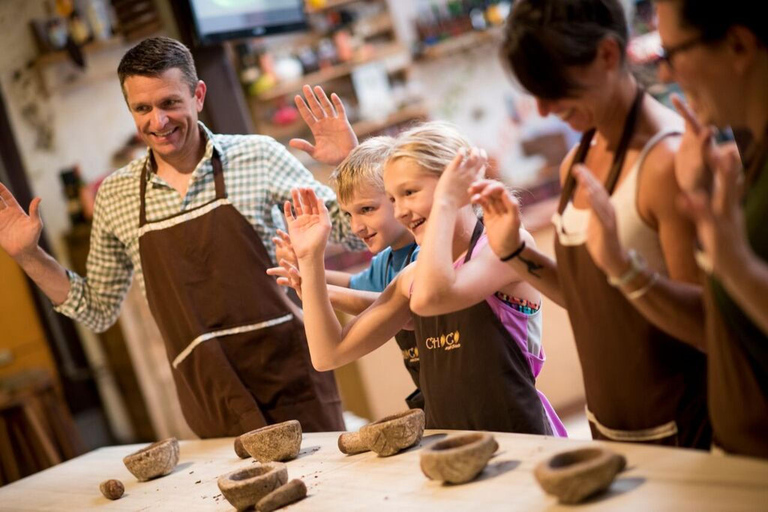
330, 136, 396, 203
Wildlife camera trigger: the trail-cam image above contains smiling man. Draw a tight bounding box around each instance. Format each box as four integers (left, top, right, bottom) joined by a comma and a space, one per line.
0, 37, 364, 438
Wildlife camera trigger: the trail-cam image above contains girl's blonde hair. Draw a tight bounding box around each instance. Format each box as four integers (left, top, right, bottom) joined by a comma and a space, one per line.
386, 121, 472, 176
330, 136, 396, 203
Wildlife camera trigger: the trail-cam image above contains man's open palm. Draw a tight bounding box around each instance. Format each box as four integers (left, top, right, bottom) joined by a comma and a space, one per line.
0, 183, 42, 259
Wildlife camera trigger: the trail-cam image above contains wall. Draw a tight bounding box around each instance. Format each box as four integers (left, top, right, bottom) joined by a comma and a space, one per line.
0, 0, 138, 442
0, 0, 136, 264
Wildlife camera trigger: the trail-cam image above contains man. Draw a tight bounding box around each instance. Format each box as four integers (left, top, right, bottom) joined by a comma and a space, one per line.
653, 0, 768, 458
0, 37, 363, 438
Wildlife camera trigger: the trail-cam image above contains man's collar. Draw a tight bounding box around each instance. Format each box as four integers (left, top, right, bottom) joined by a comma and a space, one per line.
137, 121, 224, 181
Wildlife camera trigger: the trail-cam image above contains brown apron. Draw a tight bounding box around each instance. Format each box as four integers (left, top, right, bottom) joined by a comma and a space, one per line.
138, 150, 344, 438
412, 221, 552, 434
385, 244, 424, 409
553, 88, 710, 448
705, 131, 768, 458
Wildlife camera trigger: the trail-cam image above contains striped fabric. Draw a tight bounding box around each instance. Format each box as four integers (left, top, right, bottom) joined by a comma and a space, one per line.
55, 122, 363, 332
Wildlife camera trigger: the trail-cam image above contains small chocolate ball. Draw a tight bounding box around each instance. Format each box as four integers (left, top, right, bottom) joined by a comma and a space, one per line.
99, 479, 125, 500
234, 436, 250, 459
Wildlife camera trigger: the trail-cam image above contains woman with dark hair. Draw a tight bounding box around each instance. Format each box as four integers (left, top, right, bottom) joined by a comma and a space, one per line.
471, 0, 710, 448
652, 0, 768, 458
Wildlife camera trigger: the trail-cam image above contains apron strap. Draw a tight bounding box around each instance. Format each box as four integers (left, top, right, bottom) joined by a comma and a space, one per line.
139, 154, 153, 228
463, 218, 485, 264
138, 148, 227, 228
557, 85, 645, 216
211, 149, 227, 200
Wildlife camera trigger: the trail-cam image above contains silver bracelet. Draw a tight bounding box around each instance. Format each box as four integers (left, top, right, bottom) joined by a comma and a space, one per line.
626, 272, 659, 300
607, 249, 646, 287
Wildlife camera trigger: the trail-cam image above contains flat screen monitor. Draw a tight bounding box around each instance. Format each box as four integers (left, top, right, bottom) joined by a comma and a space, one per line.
187, 0, 307, 45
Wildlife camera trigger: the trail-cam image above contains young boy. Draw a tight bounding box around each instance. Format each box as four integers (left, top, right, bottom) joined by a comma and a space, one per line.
270, 94, 422, 408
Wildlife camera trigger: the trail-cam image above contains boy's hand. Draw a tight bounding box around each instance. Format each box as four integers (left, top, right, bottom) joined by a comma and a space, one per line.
266, 259, 303, 300
273, 229, 298, 269
289, 85, 358, 166
435, 147, 488, 207
284, 188, 332, 260
469, 179, 523, 258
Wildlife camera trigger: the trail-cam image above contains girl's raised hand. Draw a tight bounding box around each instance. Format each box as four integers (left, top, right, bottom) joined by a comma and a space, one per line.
435, 147, 488, 207
470, 179, 523, 259
283, 188, 332, 260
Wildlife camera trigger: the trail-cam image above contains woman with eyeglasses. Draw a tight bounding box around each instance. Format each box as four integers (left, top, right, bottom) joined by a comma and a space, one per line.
470, 0, 710, 448
652, 0, 768, 459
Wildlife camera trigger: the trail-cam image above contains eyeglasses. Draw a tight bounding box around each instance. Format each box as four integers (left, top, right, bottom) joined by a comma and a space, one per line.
657, 36, 705, 68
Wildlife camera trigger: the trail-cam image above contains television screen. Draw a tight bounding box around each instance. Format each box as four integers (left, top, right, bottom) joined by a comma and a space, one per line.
188, 0, 307, 45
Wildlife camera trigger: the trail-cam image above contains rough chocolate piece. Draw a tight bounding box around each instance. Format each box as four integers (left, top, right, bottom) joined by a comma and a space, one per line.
359, 409, 425, 457
256, 479, 307, 512
99, 479, 124, 500
240, 420, 302, 463
218, 462, 288, 511
420, 432, 498, 484
337, 431, 370, 455
123, 438, 180, 482
534, 447, 627, 504
234, 436, 250, 459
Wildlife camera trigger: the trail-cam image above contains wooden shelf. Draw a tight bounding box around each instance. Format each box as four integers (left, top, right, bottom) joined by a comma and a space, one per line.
306, 0, 361, 14
252, 42, 409, 102
258, 102, 428, 141
352, 103, 429, 138
417, 26, 504, 61
35, 36, 125, 67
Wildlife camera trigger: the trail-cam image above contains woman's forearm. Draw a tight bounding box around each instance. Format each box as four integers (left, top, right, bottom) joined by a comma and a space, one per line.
506, 245, 565, 307
619, 271, 706, 350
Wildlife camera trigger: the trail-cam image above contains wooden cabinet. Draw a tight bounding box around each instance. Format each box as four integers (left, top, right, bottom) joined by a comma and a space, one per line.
0, 252, 57, 382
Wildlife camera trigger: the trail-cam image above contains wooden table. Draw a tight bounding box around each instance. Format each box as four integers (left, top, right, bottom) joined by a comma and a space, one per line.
1, 430, 767, 511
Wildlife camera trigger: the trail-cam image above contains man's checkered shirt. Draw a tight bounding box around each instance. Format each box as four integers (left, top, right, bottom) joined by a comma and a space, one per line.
54, 122, 363, 332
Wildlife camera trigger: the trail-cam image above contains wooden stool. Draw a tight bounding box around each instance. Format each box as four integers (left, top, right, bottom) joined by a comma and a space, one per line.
0, 369, 84, 486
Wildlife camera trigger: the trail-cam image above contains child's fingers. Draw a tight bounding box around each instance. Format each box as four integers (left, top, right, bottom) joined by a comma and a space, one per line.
277, 229, 291, 242
283, 200, 295, 221
314, 86, 336, 117
293, 94, 317, 125
331, 93, 347, 119
292, 189, 304, 217
266, 266, 288, 277
303, 84, 325, 119
288, 138, 316, 156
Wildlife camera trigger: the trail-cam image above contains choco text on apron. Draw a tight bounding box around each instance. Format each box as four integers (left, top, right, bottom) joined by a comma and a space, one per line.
705, 130, 768, 458
553, 88, 710, 447
412, 221, 552, 434
385, 244, 424, 409
138, 150, 344, 438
